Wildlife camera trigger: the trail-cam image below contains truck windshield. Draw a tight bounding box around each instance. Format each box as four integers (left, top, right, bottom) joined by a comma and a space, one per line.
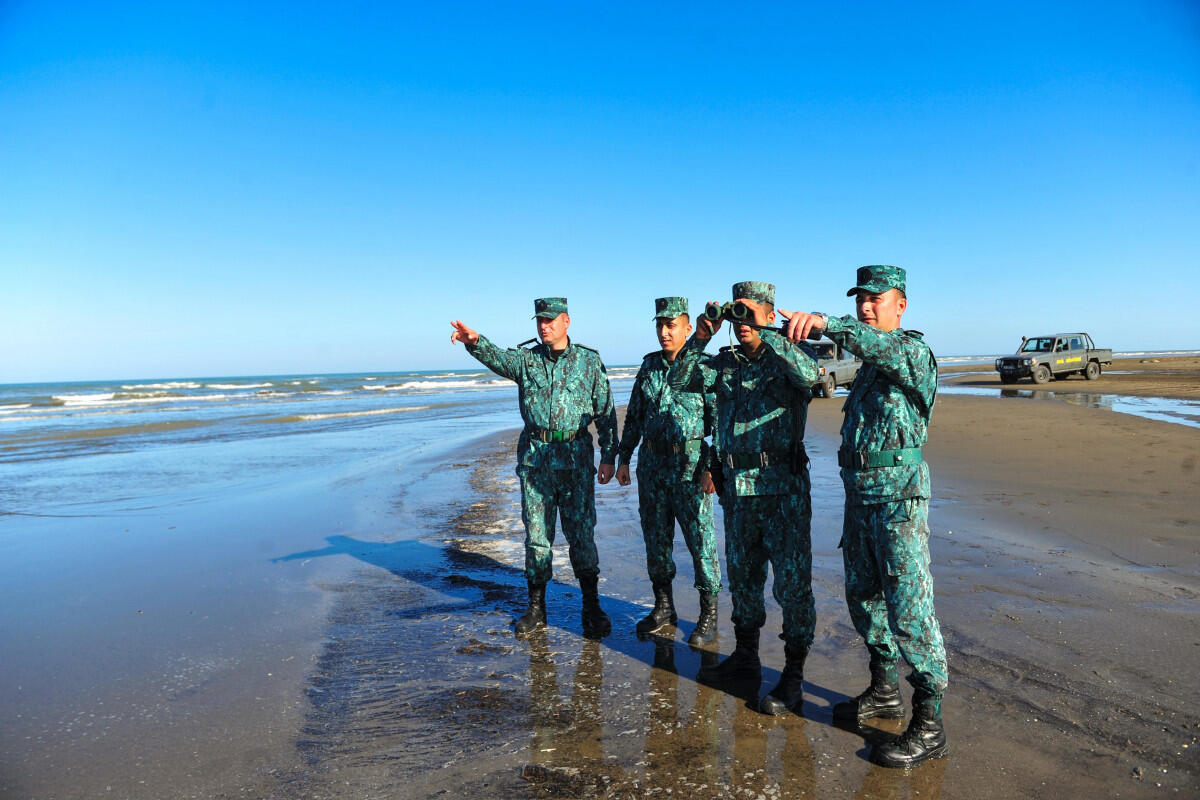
1020, 338, 1054, 352
813, 344, 835, 358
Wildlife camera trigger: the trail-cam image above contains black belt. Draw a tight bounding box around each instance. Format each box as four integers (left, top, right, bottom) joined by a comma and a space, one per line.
837, 447, 923, 469
642, 438, 702, 455
724, 450, 792, 469
529, 426, 588, 443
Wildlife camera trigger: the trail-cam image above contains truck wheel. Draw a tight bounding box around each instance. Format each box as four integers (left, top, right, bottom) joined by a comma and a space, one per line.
1032, 365, 1051, 385
819, 374, 836, 398
1085, 361, 1101, 380
999, 373, 1017, 384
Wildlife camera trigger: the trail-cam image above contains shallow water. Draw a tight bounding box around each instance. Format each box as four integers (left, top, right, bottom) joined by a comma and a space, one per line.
937, 382, 1200, 429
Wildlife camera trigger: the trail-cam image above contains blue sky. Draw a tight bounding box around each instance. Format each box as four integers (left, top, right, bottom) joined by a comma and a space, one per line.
3, 1, 1198, 382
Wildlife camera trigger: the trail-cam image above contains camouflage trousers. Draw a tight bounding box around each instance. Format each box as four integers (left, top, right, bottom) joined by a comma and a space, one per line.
519, 466, 599, 585
636, 469, 721, 595
721, 493, 815, 650
841, 496, 948, 695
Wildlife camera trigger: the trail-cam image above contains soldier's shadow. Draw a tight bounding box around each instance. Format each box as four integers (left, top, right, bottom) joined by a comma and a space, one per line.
273, 533, 856, 730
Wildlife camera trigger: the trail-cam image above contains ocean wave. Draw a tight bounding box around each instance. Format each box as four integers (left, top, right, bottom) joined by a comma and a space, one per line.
111, 391, 189, 400
362, 379, 511, 392
262, 406, 430, 423
120, 381, 203, 390
53, 392, 236, 408
206, 382, 274, 390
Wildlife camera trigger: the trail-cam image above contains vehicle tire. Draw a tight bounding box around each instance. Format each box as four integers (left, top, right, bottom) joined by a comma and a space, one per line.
1085, 361, 1101, 380
1032, 365, 1051, 385
999, 373, 1017, 384
820, 374, 836, 398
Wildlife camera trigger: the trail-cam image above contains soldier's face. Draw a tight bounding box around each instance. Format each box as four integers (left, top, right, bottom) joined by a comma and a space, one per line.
855, 289, 906, 332
537, 313, 570, 347
733, 302, 773, 346
656, 315, 691, 355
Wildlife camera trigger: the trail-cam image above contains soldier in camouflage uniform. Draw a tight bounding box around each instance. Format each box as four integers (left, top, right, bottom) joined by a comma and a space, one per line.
615, 297, 722, 647
782, 266, 948, 767
451, 298, 619, 640
669, 281, 820, 716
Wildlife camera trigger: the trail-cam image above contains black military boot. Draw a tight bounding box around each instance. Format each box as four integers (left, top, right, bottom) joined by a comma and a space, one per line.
514, 581, 547, 637
870, 692, 948, 768
832, 660, 905, 721
579, 575, 611, 640
687, 592, 718, 647
635, 581, 677, 636
697, 626, 761, 683
759, 643, 806, 716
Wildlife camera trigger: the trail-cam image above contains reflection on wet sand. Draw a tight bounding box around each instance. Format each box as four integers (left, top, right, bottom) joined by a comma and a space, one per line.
519, 632, 832, 798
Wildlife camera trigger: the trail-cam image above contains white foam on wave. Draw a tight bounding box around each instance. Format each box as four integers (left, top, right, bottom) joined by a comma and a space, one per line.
120, 381, 202, 390
294, 406, 430, 421
54, 392, 235, 408
207, 382, 274, 390
362, 379, 510, 392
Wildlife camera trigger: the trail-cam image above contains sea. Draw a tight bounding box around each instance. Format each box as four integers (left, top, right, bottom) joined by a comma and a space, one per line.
3, 350, 1199, 507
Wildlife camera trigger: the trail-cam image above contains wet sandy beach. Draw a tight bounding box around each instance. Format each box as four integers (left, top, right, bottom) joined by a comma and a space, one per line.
239, 359, 1198, 799
5, 358, 1198, 798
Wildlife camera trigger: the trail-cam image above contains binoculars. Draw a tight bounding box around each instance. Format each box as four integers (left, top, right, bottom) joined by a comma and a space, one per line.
703, 300, 824, 339
703, 301, 754, 324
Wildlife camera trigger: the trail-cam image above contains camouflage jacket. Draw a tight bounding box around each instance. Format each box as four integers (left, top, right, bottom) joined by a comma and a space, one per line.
670, 329, 818, 496
823, 316, 937, 503
618, 350, 717, 482
466, 335, 619, 472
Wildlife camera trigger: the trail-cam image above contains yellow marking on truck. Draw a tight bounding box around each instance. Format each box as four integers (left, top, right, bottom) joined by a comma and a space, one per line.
1065, 356, 1081, 363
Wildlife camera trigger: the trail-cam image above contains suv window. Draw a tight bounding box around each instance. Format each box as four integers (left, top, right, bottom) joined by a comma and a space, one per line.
1069, 336, 1083, 349
1021, 338, 1053, 352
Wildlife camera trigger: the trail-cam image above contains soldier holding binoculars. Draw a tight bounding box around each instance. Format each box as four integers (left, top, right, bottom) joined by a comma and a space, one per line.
668, 281, 819, 717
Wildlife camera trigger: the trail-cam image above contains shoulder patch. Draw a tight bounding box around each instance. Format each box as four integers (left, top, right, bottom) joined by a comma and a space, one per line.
643, 351, 661, 361
574, 343, 599, 353
902, 329, 926, 340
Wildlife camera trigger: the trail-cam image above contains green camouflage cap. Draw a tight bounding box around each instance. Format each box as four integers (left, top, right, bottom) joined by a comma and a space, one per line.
532, 297, 568, 319
732, 281, 775, 305
847, 265, 906, 297
653, 296, 689, 320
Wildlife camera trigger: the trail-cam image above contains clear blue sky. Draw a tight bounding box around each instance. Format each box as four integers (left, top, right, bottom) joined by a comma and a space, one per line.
3, 1, 1198, 382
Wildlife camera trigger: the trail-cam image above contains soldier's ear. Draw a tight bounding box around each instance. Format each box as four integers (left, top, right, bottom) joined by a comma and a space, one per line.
895, 295, 907, 317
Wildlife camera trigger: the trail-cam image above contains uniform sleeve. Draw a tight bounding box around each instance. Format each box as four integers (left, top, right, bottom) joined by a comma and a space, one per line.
701, 363, 718, 472
757, 329, 820, 389
823, 315, 937, 413
465, 335, 525, 382
668, 333, 715, 392
617, 366, 647, 468
592, 362, 620, 465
